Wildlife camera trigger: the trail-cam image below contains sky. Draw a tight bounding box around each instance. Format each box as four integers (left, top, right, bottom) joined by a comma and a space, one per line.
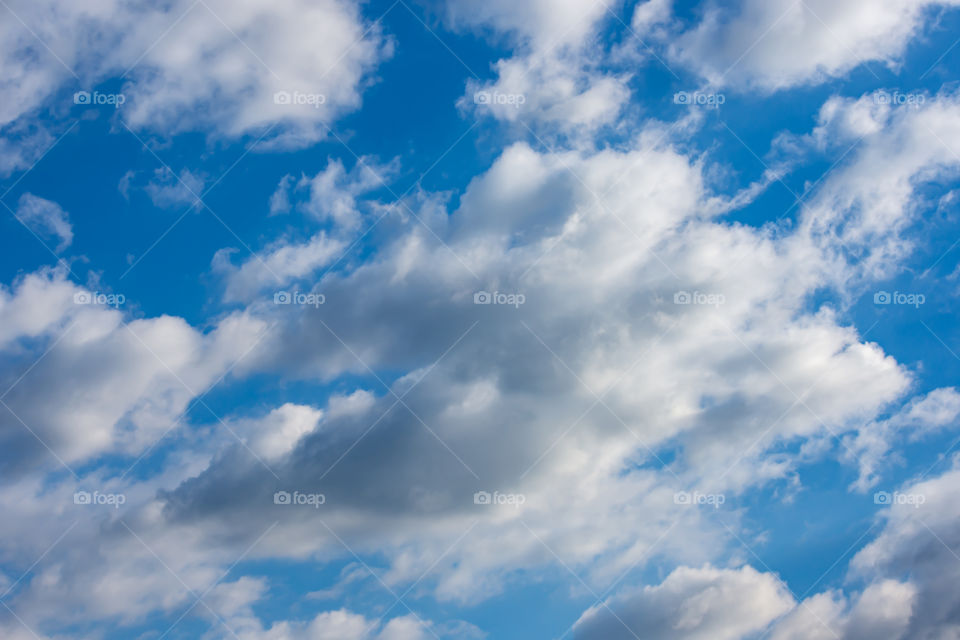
1, 0, 960, 638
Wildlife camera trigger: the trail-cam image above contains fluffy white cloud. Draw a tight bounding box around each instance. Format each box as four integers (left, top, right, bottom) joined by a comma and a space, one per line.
155, 91, 960, 614
847, 461, 960, 639
270, 157, 396, 229
449, 0, 631, 133
0, 268, 266, 469
0, 0, 390, 147
801, 92, 960, 281
669, 0, 960, 92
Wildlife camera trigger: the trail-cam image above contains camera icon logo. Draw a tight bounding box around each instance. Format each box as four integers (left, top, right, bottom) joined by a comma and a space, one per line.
673, 491, 691, 505
74, 491, 91, 504
473, 491, 491, 505
73, 291, 92, 304
274, 291, 291, 304
474, 291, 492, 305
274, 91, 291, 105
673, 91, 690, 105
274, 491, 291, 505
874, 291, 891, 305
874, 491, 892, 505
674, 291, 691, 304
873, 91, 891, 105
74, 91, 91, 105
474, 91, 491, 105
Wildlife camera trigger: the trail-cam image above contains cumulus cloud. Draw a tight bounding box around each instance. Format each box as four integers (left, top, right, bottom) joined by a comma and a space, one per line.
0, 0, 390, 146
449, 0, 632, 133
0, 268, 266, 471
153, 92, 960, 613
271, 157, 397, 230
573, 565, 794, 639
3, 7, 960, 637
847, 461, 960, 639
669, 0, 960, 92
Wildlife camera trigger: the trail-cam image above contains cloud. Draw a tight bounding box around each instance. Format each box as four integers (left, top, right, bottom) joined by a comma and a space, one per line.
573, 565, 794, 639
143, 167, 206, 209
273, 157, 397, 230
669, 0, 960, 92
846, 461, 960, 639
0, 268, 267, 471
800, 91, 960, 281
2, 13, 960, 635
155, 93, 960, 609
14, 193, 73, 252
0, 0, 391, 147
448, 0, 632, 134
213, 231, 346, 303
844, 387, 960, 491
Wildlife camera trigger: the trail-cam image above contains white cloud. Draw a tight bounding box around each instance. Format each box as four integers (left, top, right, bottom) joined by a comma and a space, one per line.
281, 157, 396, 230
449, 0, 631, 134
144, 167, 206, 209
157, 94, 960, 611
213, 231, 346, 303
670, 0, 960, 92
0, 0, 390, 147
573, 565, 794, 639
0, 268, 267, 468
844, 387, 960, 491
15, 193, 73, 252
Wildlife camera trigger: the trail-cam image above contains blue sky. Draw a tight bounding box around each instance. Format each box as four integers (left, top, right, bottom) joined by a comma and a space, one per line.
1, 1, 960, 639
